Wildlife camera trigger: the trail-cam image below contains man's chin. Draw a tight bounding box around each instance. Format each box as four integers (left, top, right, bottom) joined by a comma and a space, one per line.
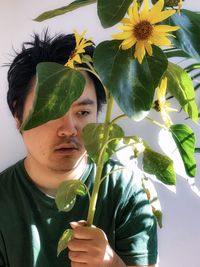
49, 153, 87, 173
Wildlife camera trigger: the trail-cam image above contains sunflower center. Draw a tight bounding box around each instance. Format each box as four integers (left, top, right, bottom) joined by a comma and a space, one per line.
133, 20, 153, 40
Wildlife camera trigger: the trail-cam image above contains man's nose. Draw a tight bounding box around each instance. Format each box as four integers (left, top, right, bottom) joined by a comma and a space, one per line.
57, 112, 78, 137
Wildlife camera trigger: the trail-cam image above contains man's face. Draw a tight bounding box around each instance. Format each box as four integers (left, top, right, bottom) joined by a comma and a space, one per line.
21, 71, 97, 172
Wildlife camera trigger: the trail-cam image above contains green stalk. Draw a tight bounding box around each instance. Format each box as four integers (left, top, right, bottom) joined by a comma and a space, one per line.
86, 91, 114, 226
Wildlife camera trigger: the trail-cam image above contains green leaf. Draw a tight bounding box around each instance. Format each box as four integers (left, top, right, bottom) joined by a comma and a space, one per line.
55, 180, 87, 212
184, 62, 200, 73
168, 10, 200, 61
97, 0, 132, 28
164, 48, 192, 59
57, 229, 73, 256
153, 209, 163, 229
21, 63, 85, 131
195, 148, 200, 153
34, 0, 96, 22
165, 62, 198, 123
170, 124, 196, 177
94, 41, 168, 121
143, 147, 176, 185
82, 123, 124, 163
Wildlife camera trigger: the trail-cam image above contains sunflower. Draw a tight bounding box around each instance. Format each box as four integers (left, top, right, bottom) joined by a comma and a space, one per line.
65, 30, 93, 69
112, 0, 179, 63
155, 77, 177, 128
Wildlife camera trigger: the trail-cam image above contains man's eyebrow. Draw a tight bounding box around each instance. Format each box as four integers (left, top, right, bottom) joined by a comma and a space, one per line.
75, 99, 95, 106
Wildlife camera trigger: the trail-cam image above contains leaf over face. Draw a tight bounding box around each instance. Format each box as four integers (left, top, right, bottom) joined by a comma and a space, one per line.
82, 123, 124, 163
97, 0, 132, 28
170, 124, 196, 177
143, 147, 176, 185
34, 0, 97, 22
165, 62, 199, 123
21, 63, 85, 131
55, 180, 87, 212
94, 41, 168, 121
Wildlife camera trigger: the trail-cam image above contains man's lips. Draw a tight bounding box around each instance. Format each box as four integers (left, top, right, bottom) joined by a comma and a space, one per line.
54, 143, 78, 150
54, 143, 80, 155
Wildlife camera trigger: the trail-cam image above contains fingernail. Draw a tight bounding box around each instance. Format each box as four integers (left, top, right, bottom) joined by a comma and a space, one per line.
70, 222, 77, 229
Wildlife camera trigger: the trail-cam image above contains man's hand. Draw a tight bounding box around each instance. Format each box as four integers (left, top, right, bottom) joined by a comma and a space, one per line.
67, 221, 126, 267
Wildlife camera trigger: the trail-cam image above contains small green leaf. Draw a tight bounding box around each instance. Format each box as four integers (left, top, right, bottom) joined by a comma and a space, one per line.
57, 229, 73, 256
34, 0, 96, 22
21, 63, 85, 130
165, 62, 198, 123
82, 123, 124, 163
94, 41, 168, 121
168, 10, 200, 61
143, 147, 176, 185
97, 0, 132, 28
170, 124, 196, 177
55, 180, 87, 212
153, 209, 163, 229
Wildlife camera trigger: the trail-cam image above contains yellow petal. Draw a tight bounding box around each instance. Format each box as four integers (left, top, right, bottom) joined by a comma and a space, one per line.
140, 0, 149, 20
128, 3, 133, 19
118, 25, 134, 31
121, 37, 137, 50
144, 42, 153, 56
150, 9, 176, 24
121, 18, 132, 24
74, 54, 82, 64
160, 77, 167, 95
148, 0, 164, 22
134, 41, 146, 64
66, 59, 74, 69
157, 77, 167, 102
112, 31, 133, 40
132, 0, 140, 24
154, 24, 180, 33
151, 34, 171, 46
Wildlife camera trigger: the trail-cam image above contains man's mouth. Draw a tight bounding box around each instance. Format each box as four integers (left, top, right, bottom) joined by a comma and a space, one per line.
54, 143, 79, 155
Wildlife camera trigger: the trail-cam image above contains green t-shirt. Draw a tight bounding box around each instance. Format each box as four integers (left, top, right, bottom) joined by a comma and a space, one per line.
0, 158, 157, 267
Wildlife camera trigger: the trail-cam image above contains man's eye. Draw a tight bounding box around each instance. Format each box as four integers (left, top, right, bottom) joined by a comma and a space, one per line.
77, 111, 90, 117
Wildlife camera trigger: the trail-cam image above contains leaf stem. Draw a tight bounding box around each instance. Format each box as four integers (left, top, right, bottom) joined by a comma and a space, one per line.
86, 91, 114, 226
111, 114, 127, 124
146, 116, 168, 130
100, 167, 126, 185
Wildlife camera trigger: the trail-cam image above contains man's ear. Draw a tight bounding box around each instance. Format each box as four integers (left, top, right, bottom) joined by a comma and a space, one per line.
14, 117, 21, 130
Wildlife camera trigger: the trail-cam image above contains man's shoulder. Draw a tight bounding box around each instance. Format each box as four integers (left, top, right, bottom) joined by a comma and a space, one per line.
103, 158, 142, 194
105, 158, 136, 183
0, 160, 24, 187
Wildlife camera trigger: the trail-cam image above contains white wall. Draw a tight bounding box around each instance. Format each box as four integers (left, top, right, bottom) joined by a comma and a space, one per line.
0, 1, 200, 266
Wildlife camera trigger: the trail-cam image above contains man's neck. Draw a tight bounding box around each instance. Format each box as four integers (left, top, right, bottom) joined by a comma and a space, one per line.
24, 155, 88, 197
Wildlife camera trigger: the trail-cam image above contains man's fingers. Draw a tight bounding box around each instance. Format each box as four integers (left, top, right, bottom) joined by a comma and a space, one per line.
71, 261, 87, 267
68, 238, 90, 252
68, 250, 88, 263
71, 225, 104, 240
70, 220, 87, 229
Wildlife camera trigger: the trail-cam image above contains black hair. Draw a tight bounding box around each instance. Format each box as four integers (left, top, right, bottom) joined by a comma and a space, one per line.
7, 30, 106, 123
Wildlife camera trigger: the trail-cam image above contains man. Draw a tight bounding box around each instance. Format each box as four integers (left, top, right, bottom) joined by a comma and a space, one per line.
0, 32, 157, 267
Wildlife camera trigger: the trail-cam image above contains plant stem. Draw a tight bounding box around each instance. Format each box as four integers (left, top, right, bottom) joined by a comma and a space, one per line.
146, 116, 167, 129
110, 114, 127, 124
86, 91, 114, 226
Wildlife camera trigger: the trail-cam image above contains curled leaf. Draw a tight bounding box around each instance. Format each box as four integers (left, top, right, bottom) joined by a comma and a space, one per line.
55, 180, 87, 212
